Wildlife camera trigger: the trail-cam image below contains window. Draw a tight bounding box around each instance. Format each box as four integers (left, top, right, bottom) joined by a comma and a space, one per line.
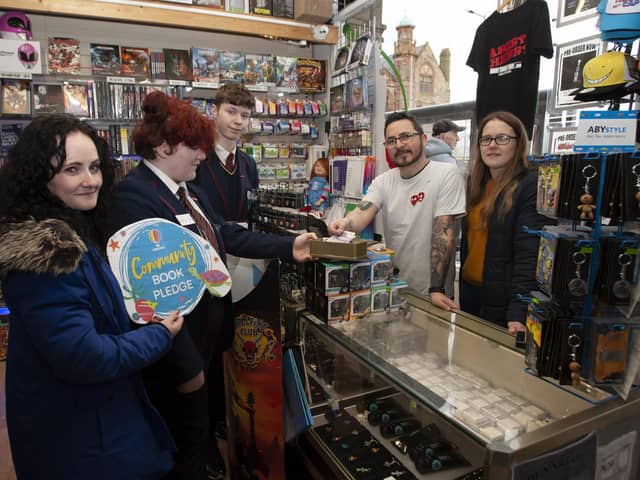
386, 86, 396, 111
419, 64, 433, 95
400, 64, 408, 80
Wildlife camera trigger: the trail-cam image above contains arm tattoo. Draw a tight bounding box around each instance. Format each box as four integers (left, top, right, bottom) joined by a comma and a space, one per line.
357, 200, 374, 211
431, 215, 455, 289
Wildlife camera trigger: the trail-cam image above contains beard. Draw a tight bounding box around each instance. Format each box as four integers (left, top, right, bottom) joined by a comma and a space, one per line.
392, 138, 424, 167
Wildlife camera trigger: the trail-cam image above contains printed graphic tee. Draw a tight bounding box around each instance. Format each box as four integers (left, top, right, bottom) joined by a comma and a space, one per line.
363, 161, 465, 295
467, 0, 553, 137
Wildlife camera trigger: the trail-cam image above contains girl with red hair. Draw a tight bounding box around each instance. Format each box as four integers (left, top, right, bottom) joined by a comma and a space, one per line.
106, 91, 315, 480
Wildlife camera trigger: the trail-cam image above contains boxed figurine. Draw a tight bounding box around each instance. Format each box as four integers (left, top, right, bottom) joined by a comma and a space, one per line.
316, 292, 350, 323
369, 251, 394, 286
316, 261, 350, 294
350, 289, 371, 319
389, 279, 408, 310
349, 259, 371, 292
371, 285, 391, 313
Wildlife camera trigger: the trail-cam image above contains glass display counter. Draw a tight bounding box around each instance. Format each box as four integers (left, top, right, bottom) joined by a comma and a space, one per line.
297, 290, 640, 479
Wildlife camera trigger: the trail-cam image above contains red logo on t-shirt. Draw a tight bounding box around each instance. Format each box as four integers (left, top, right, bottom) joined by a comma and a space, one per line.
410, 192, 425, 206
489, 34, 527, 68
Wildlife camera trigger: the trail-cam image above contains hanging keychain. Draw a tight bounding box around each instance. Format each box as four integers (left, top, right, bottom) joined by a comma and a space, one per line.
632, 163, 640, 208
612, 252, 632, 301
544, 167, 556, 208
568, 333, 581, 386
537, 165, 548, 211
577, 164, 597, 220
567, 251, 587, 297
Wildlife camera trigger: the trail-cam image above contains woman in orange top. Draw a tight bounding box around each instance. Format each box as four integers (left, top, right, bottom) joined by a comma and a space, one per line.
460, 111, 547, 334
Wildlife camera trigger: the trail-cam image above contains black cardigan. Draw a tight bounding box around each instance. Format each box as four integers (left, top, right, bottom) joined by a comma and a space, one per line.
461, 170, 548, 327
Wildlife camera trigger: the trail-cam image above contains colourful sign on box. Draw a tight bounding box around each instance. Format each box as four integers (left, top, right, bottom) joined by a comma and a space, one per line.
107, 218, 230, 323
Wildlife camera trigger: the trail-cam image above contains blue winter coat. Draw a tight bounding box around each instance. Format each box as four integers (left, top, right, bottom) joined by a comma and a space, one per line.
0, 219, 176, 479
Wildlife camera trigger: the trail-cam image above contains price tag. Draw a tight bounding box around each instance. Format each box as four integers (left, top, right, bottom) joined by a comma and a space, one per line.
247, 84, 269, 92
106, 76, 136, 84
0, 71, 31, 79
192, 81, 219, 89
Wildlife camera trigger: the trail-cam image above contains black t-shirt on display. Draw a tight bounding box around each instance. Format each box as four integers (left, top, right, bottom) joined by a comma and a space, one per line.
466, 0, 553, 137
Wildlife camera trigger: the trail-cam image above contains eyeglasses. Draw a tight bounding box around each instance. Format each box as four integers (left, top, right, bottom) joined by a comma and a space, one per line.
478, 134, 518, 146
383, 131, 421, 147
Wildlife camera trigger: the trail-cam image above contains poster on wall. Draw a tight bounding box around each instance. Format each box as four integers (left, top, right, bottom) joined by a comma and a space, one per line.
552, 36, 605, 112
556, 0, 600, 27
548, 127, 577, 154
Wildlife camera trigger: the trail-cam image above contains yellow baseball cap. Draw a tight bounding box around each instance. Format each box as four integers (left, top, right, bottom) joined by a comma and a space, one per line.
572, 51, 640, 101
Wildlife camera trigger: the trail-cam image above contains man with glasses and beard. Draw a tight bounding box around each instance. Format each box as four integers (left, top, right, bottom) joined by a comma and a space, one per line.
328, 112, 465, 311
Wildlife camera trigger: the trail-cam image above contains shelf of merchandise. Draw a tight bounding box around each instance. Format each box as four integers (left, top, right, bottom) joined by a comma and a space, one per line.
529, 151, 640, 399
1, 0, 339, 44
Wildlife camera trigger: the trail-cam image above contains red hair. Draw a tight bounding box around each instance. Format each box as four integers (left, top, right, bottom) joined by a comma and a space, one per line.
311, 157, 329, 179
133, 91, 215, 159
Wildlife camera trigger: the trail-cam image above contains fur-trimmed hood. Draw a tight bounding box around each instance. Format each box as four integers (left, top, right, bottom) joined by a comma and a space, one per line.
0, 219, 87, 277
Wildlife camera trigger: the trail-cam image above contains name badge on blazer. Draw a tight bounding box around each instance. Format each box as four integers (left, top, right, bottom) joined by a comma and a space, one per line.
176, 213, 196, 226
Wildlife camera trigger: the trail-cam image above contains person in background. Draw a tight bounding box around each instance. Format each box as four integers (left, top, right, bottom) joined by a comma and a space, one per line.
105, 91, 315, 480
0, 114, 183, 479
191, 82, 258, 459
304, 156, 330, 216
425, 119, 465, 166
328, 111, 466, 310
460, 111, 546, 335
193, 82, 258, 223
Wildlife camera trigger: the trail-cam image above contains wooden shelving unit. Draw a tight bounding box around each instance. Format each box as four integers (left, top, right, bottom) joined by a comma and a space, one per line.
0, 0, 339, 45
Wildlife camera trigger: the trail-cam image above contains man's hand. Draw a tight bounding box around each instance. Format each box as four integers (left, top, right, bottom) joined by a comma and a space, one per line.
328, 217, 349, 236
292, 232, 317, 262
508, 321, 527, 336
430, 292, 459, 311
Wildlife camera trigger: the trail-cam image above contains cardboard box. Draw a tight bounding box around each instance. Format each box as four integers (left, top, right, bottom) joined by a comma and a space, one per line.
369, 251, 394, 286
0, 39, 42, 75
316, 261, 350, 294
371, 285, 390, 313
310, 238, 368, 261
350, 289, 371, 319
390, 279, 408, 310
294, 0, 332, 23
349, 259, 371, 291
316, 292, 350, 323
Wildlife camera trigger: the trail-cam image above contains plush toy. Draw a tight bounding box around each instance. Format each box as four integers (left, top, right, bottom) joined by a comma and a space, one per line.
578, 193, 596, 220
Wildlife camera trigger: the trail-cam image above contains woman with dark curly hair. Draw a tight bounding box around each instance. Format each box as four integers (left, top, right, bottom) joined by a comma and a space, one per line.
106, 91, 315, 480
0, 114, 183, 479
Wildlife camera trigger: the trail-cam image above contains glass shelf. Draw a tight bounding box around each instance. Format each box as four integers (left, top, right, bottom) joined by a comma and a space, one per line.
302, 306, 604, 447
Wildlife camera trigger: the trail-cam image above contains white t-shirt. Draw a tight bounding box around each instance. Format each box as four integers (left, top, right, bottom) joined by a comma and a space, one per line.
363, 161, 466, 295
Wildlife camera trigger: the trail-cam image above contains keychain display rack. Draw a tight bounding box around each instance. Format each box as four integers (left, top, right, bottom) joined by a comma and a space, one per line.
525, 150, 640, 400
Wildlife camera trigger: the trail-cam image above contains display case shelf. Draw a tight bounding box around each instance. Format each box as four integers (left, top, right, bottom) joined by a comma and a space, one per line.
298, 291, 640, 479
